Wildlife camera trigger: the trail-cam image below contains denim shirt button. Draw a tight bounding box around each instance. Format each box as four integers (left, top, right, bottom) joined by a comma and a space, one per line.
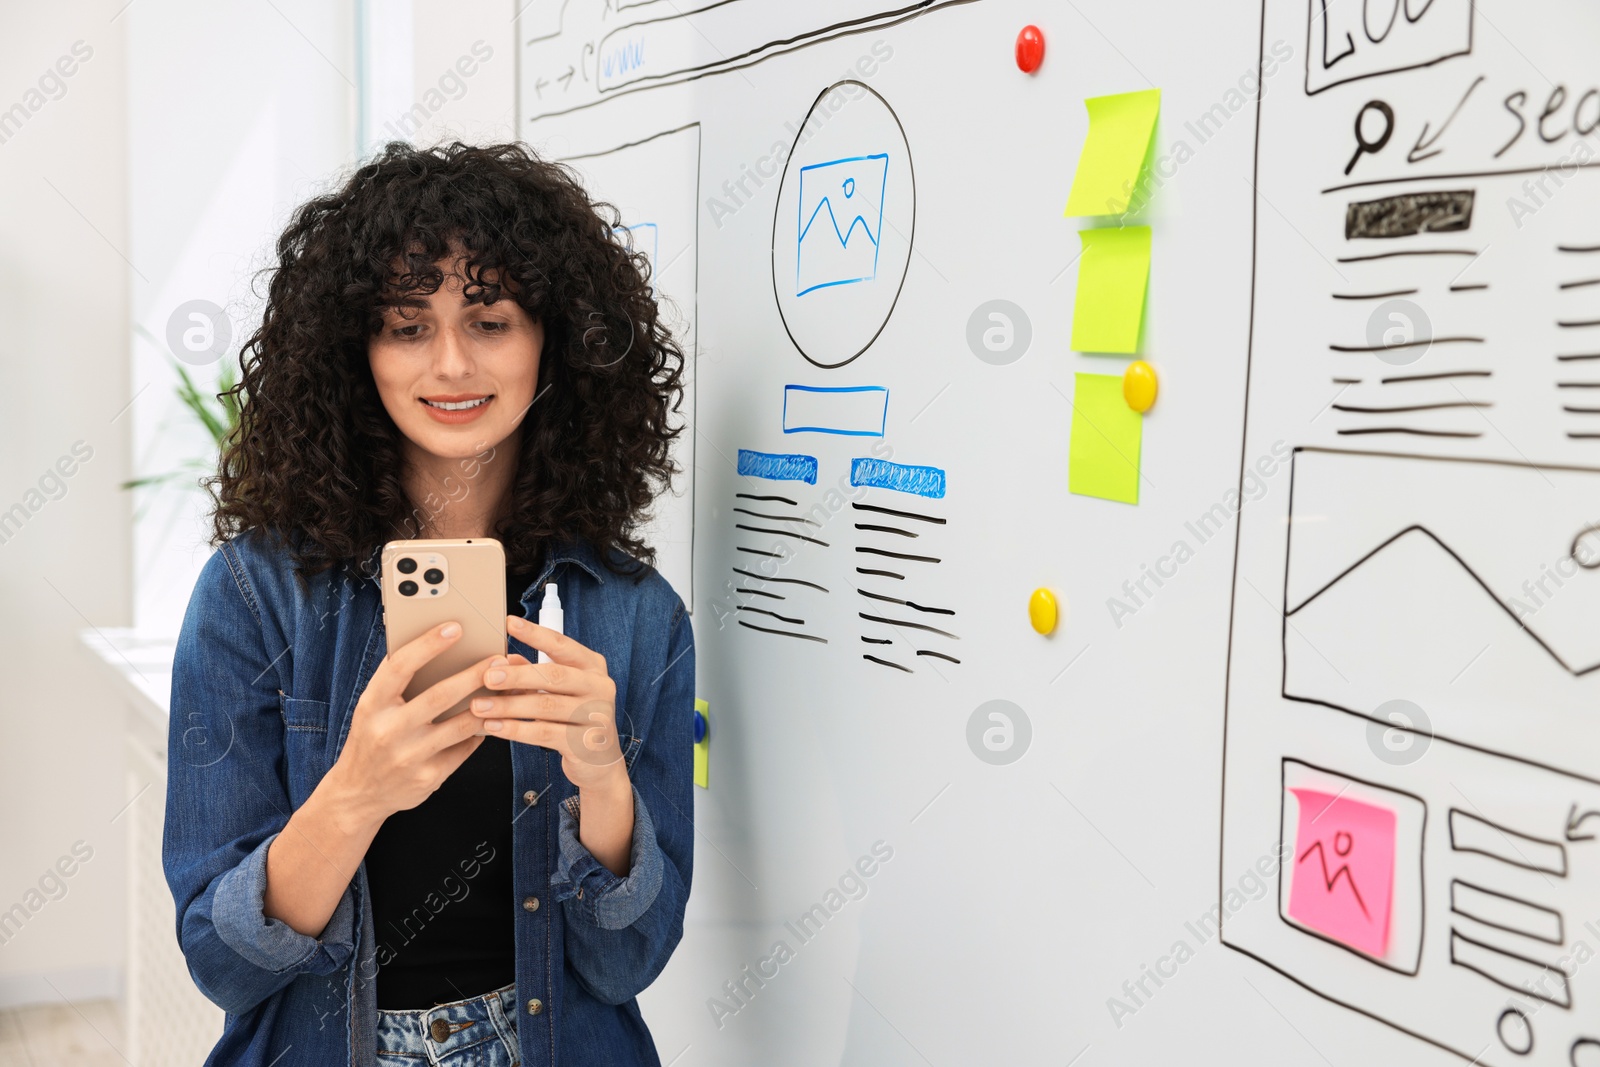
527, 998, 543, 1016
522, 895, 539, 912
523, 789, 538, 806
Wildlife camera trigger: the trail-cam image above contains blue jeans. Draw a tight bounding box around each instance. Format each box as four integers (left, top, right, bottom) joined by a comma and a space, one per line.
375, 981, 520, 1066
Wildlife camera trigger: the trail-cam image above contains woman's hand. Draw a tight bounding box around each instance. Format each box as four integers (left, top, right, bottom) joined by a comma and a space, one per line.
262, 621, 495, 937
325, 621, 501, 830
472, 615, 636, 875
470, 615, 627, 793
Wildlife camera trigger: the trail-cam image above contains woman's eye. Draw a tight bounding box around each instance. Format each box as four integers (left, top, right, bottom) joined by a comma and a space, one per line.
391, 324, 423, 339
477, 320, 510, 333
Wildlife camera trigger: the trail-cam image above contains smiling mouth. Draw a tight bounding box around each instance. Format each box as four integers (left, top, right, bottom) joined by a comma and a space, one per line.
420, 395, 493, 411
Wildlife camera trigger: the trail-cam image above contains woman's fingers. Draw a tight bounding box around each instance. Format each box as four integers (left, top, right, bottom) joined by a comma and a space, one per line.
408, 653, 503, 725
471, 688, 588, 724
366, 621, 465, 706
424, 725, 487, 775
444, 694, 495, 742
483, 655, 588, 696
506, 615, 606, 673
480, 713, 622, 768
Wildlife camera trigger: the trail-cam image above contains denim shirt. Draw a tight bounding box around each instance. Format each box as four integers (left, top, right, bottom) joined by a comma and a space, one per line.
161, 529, 695, 1066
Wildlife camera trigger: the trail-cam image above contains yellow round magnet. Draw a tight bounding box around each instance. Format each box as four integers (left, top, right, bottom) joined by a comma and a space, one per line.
1028, 587, 1059, 635
1123, 360, 1158, 413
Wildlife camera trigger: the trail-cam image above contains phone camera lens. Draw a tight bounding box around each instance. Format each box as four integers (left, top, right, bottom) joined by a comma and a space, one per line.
397, 557, 417, 574
398, 580, 418, 596
423, 568, 444, 585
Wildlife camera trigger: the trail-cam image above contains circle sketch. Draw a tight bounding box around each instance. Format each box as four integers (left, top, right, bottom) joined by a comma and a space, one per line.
771, 80, 915, 369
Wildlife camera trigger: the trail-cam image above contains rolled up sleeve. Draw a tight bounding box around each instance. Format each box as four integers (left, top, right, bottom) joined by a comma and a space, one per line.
549, 785, 664, 930
211, 830, 357, 974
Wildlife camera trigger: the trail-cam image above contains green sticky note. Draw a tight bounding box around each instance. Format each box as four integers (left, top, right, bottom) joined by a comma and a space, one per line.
1069, 373, 1142, 504
1072, 226, 1151, 354
1064, 88, 1161, 217
693, 698, 710, 788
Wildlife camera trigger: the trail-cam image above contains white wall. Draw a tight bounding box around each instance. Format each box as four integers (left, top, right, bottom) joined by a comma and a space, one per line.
0, 0, 361, 1010
402, 0, 517, 149
128, 0, 357, 637
0, 1, 131, 1004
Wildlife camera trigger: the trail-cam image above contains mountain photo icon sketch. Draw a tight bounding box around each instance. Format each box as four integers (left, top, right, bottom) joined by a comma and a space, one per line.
796, 154, 889, 297
1288, 788, 1397, 959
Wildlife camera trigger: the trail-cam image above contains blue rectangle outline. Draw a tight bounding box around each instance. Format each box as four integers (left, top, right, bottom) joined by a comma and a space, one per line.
781, 385, 889, 437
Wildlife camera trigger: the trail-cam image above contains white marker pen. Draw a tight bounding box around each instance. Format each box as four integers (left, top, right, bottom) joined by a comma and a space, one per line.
538, 582, 563, 663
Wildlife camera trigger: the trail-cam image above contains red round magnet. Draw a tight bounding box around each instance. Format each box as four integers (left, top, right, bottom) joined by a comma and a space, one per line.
1015, 25, 1045, 73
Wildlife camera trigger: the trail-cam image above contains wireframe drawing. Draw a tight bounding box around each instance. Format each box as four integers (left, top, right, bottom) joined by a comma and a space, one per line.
796, 154, 888, 297
769, 81, 913, 369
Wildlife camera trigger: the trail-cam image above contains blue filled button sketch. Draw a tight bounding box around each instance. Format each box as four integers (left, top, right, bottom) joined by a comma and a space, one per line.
796, 155, 888, 297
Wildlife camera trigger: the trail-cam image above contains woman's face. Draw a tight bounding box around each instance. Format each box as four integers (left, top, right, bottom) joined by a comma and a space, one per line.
367, 259, 543, 462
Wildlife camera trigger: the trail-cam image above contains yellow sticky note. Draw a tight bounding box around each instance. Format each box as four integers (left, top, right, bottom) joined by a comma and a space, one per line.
693, 698, 710, 788
1069, 373, 1142, 504
1064, 89, 1161, 217
1071, 226, 1151, 353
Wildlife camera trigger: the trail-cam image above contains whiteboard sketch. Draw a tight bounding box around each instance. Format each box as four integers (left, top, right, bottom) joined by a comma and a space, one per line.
517, 0, 981, 121
796, 154, 890, 297
772, 82, 914, 370
1224, 0, 1600, 1063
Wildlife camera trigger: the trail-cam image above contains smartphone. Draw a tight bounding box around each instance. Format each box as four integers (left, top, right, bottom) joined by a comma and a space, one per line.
380, 537, 506, 724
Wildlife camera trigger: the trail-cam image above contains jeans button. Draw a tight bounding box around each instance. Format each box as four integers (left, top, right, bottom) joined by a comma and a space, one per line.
429, 1019, 450, 1042
527, 998, 543, 1016
523, 895, 540, 912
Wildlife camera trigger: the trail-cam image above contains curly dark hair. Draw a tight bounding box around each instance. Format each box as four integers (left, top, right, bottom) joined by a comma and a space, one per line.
208, 139, 686, 586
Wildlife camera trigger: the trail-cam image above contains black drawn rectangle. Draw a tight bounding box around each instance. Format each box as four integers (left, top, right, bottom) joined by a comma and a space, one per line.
1344, 190, 1475, 239
1448, 809, 1569, 876
594, 0, 979, 96
1304, 0, 1473, 95
1449, 880, 1564, 945
1279, 449, 1600, 786
1449, 929, 1572, 1007
1276, 759, 1427, 976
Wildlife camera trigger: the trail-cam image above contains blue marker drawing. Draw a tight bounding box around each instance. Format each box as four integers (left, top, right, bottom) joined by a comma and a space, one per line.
600, 37, 646, 80
850, 458, 945, 499
796, 154, 889, 297
614, 222, 658, 296
782, 385, 889, 436
738, 449, 818, 484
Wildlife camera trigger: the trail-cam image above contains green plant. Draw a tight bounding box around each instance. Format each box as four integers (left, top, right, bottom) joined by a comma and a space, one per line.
120, 356, 241, 493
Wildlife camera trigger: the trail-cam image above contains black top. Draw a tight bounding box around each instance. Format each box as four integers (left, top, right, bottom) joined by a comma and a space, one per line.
364, 566, 533, 1009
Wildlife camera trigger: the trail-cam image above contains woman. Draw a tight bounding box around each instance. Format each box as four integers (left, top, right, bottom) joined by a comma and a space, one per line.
162, 140, 695, 1067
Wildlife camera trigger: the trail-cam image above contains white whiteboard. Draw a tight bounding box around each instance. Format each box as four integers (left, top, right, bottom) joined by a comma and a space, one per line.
517, 1, 1600, 1064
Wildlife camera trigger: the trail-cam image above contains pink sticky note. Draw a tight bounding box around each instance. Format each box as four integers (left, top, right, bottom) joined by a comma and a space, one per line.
1287, 789, 1397, 958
